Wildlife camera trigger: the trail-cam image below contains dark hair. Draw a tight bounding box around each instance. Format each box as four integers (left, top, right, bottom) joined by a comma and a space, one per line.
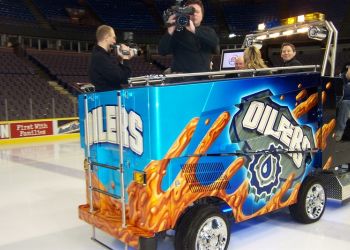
281, 42, 296, 52
184, 0, 204, 16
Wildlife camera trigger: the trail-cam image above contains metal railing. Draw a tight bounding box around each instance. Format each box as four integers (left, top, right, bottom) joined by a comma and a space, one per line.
0, 97, 77, 121
128, 65, 320, 86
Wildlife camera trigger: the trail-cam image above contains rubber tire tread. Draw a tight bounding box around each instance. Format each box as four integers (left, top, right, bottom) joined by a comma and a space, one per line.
289, 176, 326, 224
175, 205, 230, 250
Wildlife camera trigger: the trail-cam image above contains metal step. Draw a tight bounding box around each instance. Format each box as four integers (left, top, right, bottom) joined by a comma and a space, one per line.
320, 165, 350, 201
90, 161, 121, 200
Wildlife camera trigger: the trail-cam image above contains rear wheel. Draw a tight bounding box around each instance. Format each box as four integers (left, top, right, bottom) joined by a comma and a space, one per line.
289, 176, 326, 224
175, 205, 230, 250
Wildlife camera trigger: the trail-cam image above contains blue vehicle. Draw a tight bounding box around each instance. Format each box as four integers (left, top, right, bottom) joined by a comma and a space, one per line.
78, 17, 350, 250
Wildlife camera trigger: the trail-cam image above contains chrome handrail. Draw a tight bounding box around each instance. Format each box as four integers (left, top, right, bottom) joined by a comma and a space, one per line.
117, 91, 127, 228
128, 65, 320, 86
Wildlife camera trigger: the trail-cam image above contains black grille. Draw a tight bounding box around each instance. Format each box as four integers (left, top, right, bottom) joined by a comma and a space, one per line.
181, 162, 230, 193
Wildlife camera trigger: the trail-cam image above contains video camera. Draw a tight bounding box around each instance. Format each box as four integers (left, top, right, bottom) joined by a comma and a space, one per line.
111, 44, 141, 57
111, 32, 142, 56
163, 0, 195, 31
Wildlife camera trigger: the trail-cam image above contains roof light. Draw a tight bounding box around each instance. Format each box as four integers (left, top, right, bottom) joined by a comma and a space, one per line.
258, 23, 266, 31
281, 12, 325, 25
256, 35, 267, 40
283, 29, 294, 36
228, 33, 236, 38
297, 15, 305, 23
304, 12, 325, 22
297, 27, 309, 33
269, 32, 280, 38
285, 17, 297, 25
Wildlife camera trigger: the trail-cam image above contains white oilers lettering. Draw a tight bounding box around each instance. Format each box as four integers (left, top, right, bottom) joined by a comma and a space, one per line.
0, 124, 10, 139
86, 106, 143, 155
230, 91, 316, 200
242, 100, 311, 168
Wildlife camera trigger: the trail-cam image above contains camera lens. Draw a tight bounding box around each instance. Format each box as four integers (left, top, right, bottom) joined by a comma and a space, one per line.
177, 15, 188, 27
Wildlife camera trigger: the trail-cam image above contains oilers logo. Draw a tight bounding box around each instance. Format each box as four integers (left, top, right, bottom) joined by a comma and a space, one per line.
230, 90, 316, 200
247, 144, 283, 200
86, 105, 144, 155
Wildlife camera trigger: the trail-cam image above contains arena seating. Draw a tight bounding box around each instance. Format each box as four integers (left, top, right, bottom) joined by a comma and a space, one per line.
0, 0, 35, 23
0, 49, 76, 120
151, 55, 172, 71
0, 74, 76, 120
129, 57, 162, 77
28, 49, 89, 94
32, 0, 74, 23
86, 0, 159, 31
28, 49, 163, 92
222, 1, 277, 32
0, 48, 35, 74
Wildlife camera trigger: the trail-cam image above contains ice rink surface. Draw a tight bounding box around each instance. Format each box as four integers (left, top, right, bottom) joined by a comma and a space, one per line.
0, 139, 349, 250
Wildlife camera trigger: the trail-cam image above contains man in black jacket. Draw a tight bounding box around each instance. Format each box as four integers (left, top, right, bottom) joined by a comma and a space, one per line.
281, 42, 302, 67
278, 43, 303, 74
158, 0, 219, 73
88, 25, 134, 92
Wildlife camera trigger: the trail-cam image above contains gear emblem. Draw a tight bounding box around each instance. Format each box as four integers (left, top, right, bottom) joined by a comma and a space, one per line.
248, 144, 283, 200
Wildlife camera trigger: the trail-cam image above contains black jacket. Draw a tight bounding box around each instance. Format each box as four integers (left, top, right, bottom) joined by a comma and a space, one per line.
158, 26, 219, 73
279, 57, 303, 74
88, 45, 131, 92
283, 57, 302, 67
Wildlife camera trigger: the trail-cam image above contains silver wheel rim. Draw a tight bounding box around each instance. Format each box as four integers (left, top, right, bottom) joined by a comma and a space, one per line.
305, 183, 325, 219
195, 216, 228, 250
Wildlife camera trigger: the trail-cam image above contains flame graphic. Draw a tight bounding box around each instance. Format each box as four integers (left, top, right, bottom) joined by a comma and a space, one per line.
296, 89, 307, 101
293, 83, 336, 171
315, 119, 336, 150
80, 110, 302, 247
293, 92, 318, 119
323, 156, 333, 171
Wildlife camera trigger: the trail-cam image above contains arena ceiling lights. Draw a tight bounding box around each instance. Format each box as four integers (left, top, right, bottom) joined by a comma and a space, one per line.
242, 12, 338, 77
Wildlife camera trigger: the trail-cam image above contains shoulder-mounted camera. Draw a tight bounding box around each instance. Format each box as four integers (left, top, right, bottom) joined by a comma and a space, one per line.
163, 0, 195, 31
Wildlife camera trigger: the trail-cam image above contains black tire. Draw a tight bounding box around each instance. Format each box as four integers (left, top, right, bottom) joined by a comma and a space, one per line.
175, 205, 231, 250
289, 176, 326, 224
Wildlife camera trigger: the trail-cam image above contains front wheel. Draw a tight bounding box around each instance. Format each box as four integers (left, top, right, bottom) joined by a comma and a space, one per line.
175, 205, 231, 250
289, 176, 326, 224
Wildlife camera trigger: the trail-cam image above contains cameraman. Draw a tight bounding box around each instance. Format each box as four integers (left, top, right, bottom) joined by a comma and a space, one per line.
88, 25, 134, 92
158, 0, 219, 73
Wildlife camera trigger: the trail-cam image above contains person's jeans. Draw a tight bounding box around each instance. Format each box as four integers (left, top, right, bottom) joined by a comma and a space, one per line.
335, 100, 350, 140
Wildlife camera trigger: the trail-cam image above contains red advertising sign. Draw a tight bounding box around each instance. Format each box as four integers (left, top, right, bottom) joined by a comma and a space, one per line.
10, 121, 53, 138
